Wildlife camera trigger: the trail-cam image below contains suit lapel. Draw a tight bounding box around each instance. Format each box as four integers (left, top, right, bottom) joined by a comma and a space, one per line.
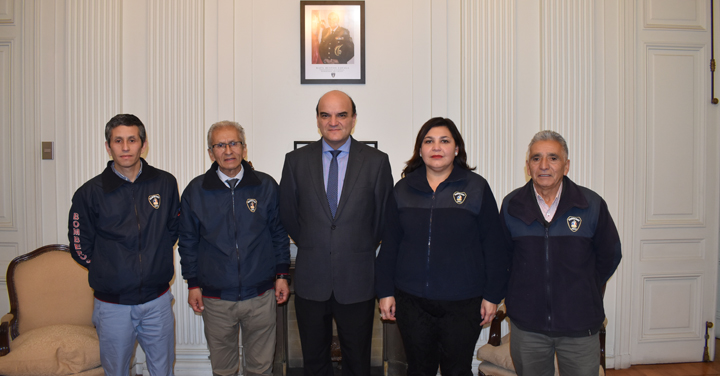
307, 140, 334, 219
334, 138, 364, 220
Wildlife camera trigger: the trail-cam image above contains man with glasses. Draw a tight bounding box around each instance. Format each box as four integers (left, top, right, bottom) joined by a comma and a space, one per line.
178, 121, 290, 376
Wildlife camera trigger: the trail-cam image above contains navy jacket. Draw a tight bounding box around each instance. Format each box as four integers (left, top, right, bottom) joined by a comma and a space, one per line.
68, 159, 180, 305
375, 164, 509, 302
501, 176, 622, 336
178, 160, 290, 301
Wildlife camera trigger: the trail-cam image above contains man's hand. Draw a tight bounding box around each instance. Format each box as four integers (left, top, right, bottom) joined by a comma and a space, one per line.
379, 297, 396, 321
188, 288, 204, 313
275, 279, 290, 304
480, 299, 497, 326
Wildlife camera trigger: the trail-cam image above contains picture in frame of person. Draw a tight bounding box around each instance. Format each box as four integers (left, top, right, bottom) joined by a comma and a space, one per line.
301, 1, 365, 84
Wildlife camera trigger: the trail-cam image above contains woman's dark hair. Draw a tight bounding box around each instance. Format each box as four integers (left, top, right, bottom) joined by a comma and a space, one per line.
402, 117, 475, 177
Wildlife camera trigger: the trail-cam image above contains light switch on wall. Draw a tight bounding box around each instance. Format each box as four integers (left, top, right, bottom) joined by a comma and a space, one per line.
42, 142, 54, 160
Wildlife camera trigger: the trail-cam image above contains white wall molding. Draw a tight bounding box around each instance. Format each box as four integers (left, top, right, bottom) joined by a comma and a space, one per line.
461, 0, 516, 201
145, 0, 205, 187
595, 0, 626, 367
0, 0, 14, 24
643, 0, 705, 30
0, 40, 14, 230
541, 0, 594, 187
612, 0, 637, 369
460, 0, 515, 371
65, 0, 121, 191
641, 43, 706, 228
21, 0, 41, 253
142, 1, 209, 372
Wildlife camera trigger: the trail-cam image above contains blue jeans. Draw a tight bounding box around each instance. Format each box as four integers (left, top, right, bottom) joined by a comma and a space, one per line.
93, 292, 175, 376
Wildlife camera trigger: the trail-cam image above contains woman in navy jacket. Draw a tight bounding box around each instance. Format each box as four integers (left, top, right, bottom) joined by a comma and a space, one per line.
376, 117, 509, 376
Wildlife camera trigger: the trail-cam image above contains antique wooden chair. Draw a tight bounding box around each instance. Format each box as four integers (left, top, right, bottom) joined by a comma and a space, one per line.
0, 244, 103, 376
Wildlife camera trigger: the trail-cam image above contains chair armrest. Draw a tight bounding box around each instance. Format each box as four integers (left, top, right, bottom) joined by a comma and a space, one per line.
487, 310, 507, 346
0, 314, 11, 356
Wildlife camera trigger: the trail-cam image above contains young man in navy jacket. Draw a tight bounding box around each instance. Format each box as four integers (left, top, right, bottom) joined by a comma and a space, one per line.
69, 114, 180, 376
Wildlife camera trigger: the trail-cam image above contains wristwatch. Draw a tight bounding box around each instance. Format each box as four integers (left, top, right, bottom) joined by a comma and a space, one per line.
276, 274, 291, 285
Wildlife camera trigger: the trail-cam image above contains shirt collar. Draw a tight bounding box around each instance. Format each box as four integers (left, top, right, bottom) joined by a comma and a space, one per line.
111, 161, 142, 182
321, 138, 351, 154
533, 182, 563, 206
216, 165, 245, 185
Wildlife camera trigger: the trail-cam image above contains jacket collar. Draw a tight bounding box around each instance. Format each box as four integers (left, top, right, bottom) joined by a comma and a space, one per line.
201, 159, 261, 190
101, 158, 159, 193
405, 163, 469, 193
507, 176, 588, 225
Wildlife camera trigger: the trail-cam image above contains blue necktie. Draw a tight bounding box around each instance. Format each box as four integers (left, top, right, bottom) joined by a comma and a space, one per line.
226, 178, 238, 190
327, 150, 341, 217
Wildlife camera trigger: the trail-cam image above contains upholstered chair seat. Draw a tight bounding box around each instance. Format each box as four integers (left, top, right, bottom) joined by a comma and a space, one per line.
0, 245, 103, 376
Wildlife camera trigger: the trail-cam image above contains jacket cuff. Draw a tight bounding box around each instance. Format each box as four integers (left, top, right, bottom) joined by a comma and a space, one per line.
187, 278, 199, 289
483, 292, 504, 305
275, 263, 290, 275
376, 286, 394, 300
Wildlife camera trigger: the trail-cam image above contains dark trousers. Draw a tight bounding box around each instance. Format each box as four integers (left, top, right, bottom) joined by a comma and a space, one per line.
294, 293, 375, 376
509, 319, 600, 376
395, 289, 483, 376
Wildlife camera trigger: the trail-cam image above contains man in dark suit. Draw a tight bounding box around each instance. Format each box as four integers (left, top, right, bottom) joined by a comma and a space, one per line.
279, 90, 393, 376
319, 12, 355, 64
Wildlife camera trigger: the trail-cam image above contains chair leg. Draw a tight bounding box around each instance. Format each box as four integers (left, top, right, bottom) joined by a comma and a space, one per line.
600, 325, 606, 371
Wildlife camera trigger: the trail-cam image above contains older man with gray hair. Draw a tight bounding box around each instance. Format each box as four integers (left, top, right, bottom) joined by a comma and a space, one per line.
178, 121, 290, 376
499, 130, 622, 376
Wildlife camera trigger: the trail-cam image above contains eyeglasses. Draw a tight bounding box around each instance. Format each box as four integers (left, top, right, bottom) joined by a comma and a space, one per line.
210, 141, 244, 150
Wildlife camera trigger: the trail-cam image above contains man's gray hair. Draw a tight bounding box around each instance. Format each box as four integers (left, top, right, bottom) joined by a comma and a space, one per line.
528, 130, 569, 159
207, 121, 246, 149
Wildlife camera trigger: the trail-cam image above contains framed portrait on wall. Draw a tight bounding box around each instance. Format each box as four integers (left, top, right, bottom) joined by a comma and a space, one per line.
300, 1, 365, 84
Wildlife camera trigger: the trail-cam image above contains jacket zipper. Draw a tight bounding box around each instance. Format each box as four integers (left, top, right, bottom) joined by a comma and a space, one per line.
425, 192, 436, 291
231, 185, 241, 288
133, 187, 143, 297
544, 224, 551, 329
